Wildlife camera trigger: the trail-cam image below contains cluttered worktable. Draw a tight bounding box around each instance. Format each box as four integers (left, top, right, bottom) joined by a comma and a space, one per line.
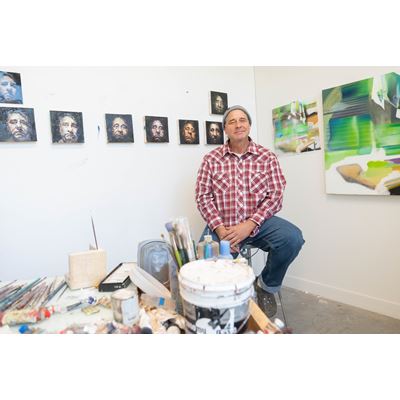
0, 218, 285, 334
0, 273, 282, 334
0, 261, 194, 334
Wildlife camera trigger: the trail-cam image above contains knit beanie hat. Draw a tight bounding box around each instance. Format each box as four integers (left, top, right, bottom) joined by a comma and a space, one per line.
222, 105, 252, 127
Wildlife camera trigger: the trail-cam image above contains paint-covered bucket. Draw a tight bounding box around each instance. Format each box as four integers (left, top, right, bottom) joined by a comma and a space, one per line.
178, 258, 255, 334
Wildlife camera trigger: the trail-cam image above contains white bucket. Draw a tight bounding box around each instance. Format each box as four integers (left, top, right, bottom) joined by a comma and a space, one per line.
178, 258, 255, 334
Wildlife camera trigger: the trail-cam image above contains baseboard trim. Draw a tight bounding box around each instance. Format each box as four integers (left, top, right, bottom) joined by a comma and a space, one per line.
284, 275, 400, 320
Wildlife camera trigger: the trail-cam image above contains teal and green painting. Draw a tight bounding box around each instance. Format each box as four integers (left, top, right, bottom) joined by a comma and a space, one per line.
323, 72, 400, 195
273, 100, 321, 156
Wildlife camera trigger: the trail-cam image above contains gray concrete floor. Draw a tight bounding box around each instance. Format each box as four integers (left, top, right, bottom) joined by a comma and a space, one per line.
275, 286, 400, 334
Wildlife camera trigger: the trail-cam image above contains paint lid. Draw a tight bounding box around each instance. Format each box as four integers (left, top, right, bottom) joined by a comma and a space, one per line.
129, 264, 171, 299
179, 259, 255, 293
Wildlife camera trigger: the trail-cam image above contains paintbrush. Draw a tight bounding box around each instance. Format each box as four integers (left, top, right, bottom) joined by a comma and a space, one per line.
30, 282, 49, 309
13, 279, 47, 310
0, 280, 17, 295
55, 283, 68, 302
39, 278, 56, 308
165, 222, 183, 268
173, 222, 191, 264
0, 278, 42, 312
43, 279, 66, 306
174, 217, 196, 262
161, 233, 182, 273
0, 284, 23, 302
0, 278, 43, 311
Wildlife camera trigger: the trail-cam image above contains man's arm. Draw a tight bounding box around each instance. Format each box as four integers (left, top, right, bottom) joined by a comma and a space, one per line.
195, 157, 224, 232
249, 152, 286, 228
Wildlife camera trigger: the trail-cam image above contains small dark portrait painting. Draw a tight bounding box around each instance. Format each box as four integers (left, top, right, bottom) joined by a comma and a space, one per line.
50, 111, 84, 143
0, 71, 23, 104
210, 91, 228, 115
0, 107, 36, 142
205, 121, 224, 145
106, 114, 134, 143
145, 116, 169, 143
179, 119, 199, 144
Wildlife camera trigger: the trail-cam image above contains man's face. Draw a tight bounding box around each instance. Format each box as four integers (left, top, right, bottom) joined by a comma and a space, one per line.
183, 123, 196, 143
215, 95, 224, 113
151, 120, 165, 141
112, 117, 128, 140
59, 115, 78, 143
6, 112, 30, 141
0, 75, 17, 101
224, 110, 250, 142
208, 123, 221, 141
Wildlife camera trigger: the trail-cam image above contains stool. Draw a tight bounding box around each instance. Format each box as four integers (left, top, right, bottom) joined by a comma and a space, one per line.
240, 244, 289, 327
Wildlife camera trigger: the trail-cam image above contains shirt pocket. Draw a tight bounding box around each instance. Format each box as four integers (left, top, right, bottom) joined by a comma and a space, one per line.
250, 171, 268, 195
213, 172, 231, 193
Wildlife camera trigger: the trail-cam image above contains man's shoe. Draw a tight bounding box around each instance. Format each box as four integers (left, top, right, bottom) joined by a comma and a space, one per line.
255, 284, 277, 318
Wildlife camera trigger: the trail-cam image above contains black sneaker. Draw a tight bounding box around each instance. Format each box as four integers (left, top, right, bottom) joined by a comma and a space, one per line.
255, 284, 277, 318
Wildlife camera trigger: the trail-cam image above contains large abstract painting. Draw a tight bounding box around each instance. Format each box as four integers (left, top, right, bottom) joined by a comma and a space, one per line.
273, 100, 321, 156
323, 72, 400, 195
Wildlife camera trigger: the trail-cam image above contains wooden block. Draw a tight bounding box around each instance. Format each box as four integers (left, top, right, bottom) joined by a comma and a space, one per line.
67, 249, 107, 290
247, 299, 280, 333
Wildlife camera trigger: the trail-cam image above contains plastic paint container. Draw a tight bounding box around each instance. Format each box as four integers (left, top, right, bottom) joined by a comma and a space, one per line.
178, 259, 255, 334
111, 286, 139, 326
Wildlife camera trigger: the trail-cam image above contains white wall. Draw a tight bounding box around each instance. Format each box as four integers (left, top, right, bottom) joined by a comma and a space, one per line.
0, 67, 258, 281
254, 66, 400, 319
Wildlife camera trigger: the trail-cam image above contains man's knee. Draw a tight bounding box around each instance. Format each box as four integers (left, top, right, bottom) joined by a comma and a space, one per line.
287, 225, 305, 252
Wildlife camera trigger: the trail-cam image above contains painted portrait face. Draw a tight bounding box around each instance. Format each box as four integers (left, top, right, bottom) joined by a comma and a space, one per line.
208, 123, 221, 141
151, 119, 165, 141
183, 122, 196, 143
111, 117, 129, 140
6, 111, 30, 141
215, 95, 225, 113
0, 75, 17, 101
59, 115, 79, 143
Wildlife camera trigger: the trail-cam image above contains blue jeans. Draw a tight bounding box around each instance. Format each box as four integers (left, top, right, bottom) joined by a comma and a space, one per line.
200, 216, 305, 294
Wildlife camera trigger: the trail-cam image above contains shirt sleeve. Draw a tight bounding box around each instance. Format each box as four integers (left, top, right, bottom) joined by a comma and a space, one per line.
195, 157, 224, 232
249, 152, 286, 232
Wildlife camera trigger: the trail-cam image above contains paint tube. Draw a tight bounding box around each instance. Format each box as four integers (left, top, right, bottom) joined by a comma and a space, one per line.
0, 305, 60, 326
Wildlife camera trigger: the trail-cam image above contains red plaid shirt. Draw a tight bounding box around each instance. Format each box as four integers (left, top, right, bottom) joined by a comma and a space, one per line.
195, 138, 286, 236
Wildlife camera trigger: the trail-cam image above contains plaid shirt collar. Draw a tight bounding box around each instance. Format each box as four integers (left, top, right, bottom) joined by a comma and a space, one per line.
221, 137, 259, 157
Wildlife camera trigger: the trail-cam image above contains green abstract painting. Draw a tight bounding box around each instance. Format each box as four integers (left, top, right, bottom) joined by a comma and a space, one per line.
273, 100, 321, 156
323, 72, 400, 195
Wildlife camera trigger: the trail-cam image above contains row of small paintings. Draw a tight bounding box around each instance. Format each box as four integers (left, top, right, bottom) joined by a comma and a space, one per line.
0, 108, 224, 145
0, 70, 228, 115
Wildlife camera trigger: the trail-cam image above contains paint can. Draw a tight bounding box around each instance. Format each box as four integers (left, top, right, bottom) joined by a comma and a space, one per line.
111, 286, 139, 326
178, 258, 255, 334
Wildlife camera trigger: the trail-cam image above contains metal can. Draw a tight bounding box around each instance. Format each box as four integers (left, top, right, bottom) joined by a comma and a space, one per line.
111, 286, 139, 326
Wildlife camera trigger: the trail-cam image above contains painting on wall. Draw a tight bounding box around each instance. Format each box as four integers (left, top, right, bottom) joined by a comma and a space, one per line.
205, 121, 224, 145
0, 71, 23, 104
179, 119, 199, 144
272, 100, 321, 156
0, 107, 37, 142
323, 72, 400, 195
210, 91, 228, 115
50, 111, 84, 143
144, 116, 169, 143
106, 114, 134, 143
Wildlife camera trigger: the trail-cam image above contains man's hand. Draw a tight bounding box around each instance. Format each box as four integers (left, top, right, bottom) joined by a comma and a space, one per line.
222, 220, 257, 248
215, 225, 230, 240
